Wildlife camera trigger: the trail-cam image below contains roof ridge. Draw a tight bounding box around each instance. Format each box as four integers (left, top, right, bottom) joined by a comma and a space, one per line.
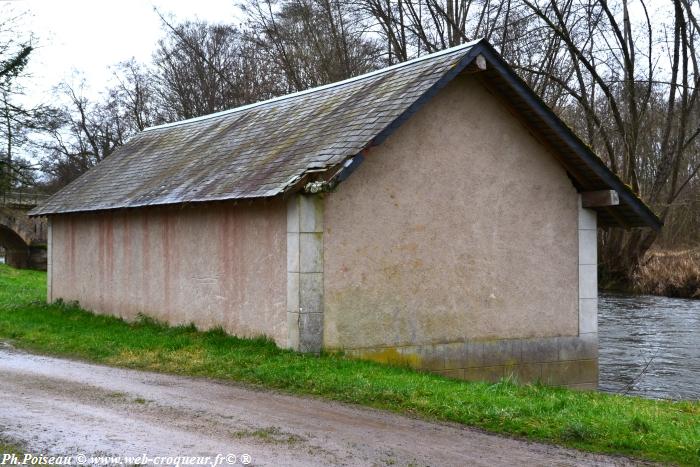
143, 38, 484, 132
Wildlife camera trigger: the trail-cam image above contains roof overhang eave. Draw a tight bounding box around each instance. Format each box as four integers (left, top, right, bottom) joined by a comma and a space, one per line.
474, 42, 662, 232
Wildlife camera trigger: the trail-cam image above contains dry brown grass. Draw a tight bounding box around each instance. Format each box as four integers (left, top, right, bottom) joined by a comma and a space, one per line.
632, 248, 700, 298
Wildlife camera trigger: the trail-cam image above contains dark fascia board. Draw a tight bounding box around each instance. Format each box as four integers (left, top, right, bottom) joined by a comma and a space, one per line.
371, 42, 485, 148
474, 42, 662, 231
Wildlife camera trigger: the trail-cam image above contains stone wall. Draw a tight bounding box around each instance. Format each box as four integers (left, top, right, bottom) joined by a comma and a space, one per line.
323, 195, 599, 390
0, 207, 48, 270
286, 195, 325, 353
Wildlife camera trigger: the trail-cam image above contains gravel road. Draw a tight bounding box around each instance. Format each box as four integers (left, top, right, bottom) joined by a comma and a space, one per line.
0, 345, 643, 466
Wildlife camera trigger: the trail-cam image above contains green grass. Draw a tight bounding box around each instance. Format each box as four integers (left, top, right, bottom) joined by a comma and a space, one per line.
0, 265, 698, 465
0, 435, 25, 456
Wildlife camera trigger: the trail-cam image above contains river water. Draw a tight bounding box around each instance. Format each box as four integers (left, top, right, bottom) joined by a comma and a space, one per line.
599, 292, 700, 400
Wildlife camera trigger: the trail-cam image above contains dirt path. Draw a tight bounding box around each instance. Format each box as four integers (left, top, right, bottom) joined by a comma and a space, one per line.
0, 345, 641, 466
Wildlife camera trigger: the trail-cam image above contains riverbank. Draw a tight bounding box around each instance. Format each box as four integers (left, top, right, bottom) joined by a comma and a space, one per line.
631, 248, 700, 298
0, 265, 699, 465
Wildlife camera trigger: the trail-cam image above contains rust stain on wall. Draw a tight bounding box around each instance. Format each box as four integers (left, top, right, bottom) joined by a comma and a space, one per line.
141, 213, 151, 315
50, 200, 287, 344
122, 212, 131, 314
68, 216, 75, 286
162, 211, 172, 318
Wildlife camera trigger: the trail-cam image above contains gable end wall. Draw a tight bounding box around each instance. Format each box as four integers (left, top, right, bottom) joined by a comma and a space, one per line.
321, 74, 598, 388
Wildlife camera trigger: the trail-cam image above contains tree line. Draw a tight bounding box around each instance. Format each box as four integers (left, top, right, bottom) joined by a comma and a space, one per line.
1, 0, 699, 284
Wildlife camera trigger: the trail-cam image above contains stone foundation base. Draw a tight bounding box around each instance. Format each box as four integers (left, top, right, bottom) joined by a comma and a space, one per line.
4, 245, 47, 270
345, 334, 598, 389
29, 245, 47, 270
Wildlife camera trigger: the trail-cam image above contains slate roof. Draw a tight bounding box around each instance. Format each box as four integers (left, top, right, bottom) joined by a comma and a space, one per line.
31, 39, 661, 230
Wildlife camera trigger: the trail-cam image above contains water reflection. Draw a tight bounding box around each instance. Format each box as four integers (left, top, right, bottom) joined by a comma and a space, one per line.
599, 292, 700, 400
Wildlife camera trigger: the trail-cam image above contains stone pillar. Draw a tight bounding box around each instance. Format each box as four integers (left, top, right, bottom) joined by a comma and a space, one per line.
578, 195, 598, 336
577, 194, 598, 388
287, 194, 324, 353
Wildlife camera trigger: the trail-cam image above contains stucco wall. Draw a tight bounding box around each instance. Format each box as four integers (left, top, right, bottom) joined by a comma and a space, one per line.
323, 74, 580, 350
49, 201, 287, 344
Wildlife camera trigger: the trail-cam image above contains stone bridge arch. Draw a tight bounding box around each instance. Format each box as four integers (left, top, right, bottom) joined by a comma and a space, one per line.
0, 205, 48, 270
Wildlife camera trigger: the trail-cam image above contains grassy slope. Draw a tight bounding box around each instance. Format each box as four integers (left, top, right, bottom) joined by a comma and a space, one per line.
0, 439, 24, 456
0, 265, 698, 465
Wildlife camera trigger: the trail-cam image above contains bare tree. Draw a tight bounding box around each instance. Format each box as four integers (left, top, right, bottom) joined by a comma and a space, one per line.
357, 0, 528, 63
516, 0, 700, 278
153, 18, 282, 119
110, 59, 161, 132
243, 0, 382, 90
360, 0, 700, 282
38, 82, 127, 190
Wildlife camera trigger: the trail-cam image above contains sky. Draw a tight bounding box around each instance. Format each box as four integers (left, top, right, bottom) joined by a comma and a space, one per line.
2, 0, 242, 104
